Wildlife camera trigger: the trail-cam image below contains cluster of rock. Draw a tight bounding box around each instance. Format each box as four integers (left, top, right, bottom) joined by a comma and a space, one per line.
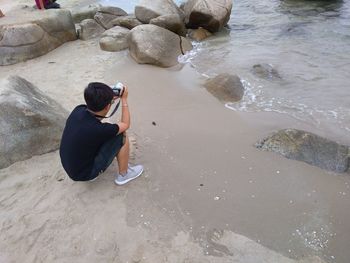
75, 0, 233, 67
0, 2, 348, 179
0, 76, 68, 169
0, 1, 234, 168
0, 1, 233, 67
77, 6, 129, 41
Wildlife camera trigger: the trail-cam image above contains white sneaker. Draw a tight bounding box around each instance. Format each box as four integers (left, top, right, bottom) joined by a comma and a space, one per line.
115, 164, 144, 185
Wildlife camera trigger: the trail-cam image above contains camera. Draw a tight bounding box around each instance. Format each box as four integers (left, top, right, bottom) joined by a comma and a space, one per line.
112, 82, 125, 97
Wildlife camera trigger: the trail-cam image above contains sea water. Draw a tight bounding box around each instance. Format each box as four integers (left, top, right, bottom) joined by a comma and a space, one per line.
101, 0, 350, 141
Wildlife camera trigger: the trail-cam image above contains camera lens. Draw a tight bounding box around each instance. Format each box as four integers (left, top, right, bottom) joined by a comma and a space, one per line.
112, 82, 124, 97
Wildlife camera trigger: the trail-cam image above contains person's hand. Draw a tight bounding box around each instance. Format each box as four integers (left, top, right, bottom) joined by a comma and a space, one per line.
121, 86, 128, 100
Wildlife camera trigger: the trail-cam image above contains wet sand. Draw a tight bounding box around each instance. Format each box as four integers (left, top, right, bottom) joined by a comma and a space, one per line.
0, 2, 350, 263
105, 55, 350, 262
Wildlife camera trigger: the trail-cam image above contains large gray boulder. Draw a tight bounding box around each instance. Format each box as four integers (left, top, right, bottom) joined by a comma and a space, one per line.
0, 76, 68, 169
111, 15, 142, 30
99, 26, 130, 52
94, 6, 128, 29
135, 0, 182, 24
0, 7, 77, 66
184, 0, 233, 32
150, 14, 187, 36
256, 129, 350, 173
128, 24, 192, 67
79, 19, 105, 40
204, 73, 244, 102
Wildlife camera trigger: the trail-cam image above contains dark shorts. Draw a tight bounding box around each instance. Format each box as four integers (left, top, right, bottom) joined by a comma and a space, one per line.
45, 2, 60, 9
88, 133, 125, 180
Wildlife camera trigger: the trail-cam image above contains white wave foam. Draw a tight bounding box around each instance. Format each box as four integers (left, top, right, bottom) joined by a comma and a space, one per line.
224, 79, 350, 135
178, 42, 203, 66
177, 35, 350, 137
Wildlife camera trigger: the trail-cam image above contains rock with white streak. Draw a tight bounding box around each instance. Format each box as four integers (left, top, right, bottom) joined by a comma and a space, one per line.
128, 24, 192, 67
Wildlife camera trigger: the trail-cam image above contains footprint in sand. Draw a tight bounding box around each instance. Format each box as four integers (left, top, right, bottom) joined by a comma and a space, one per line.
205, 228, 234, 257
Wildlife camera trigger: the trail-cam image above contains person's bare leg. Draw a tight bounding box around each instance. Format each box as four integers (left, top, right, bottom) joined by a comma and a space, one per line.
38, 0, 45, 10
116, 135, 129, 174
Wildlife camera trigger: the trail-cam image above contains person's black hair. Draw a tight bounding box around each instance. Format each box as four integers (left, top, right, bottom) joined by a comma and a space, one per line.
84, 82, 114, 112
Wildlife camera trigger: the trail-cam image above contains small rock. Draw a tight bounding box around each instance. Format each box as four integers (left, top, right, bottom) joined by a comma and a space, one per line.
150, 14, 187, 36
55, 171, 65, 181
188, 27, 212, 41
99, 26, 130, 52
204, 73, 245, 102
79, 19, 105, 40
252, 63, 281, 80
94, 7, 127, 30
71, 4, 100, 23
94, 12, 119, 30
111, 15, 142, 29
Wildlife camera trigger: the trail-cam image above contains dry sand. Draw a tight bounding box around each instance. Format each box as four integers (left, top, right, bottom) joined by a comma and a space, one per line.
0, 2, 350, 263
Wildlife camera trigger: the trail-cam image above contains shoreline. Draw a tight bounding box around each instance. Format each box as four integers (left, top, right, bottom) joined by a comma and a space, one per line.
0, 1, 350, 262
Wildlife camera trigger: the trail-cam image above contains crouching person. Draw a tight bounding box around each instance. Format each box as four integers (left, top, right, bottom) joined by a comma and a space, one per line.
59, 82, 143, 185
35, 0, 60, 9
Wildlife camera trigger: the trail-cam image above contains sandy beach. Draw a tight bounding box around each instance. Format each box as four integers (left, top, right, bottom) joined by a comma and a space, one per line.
0, 1, 350, 263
